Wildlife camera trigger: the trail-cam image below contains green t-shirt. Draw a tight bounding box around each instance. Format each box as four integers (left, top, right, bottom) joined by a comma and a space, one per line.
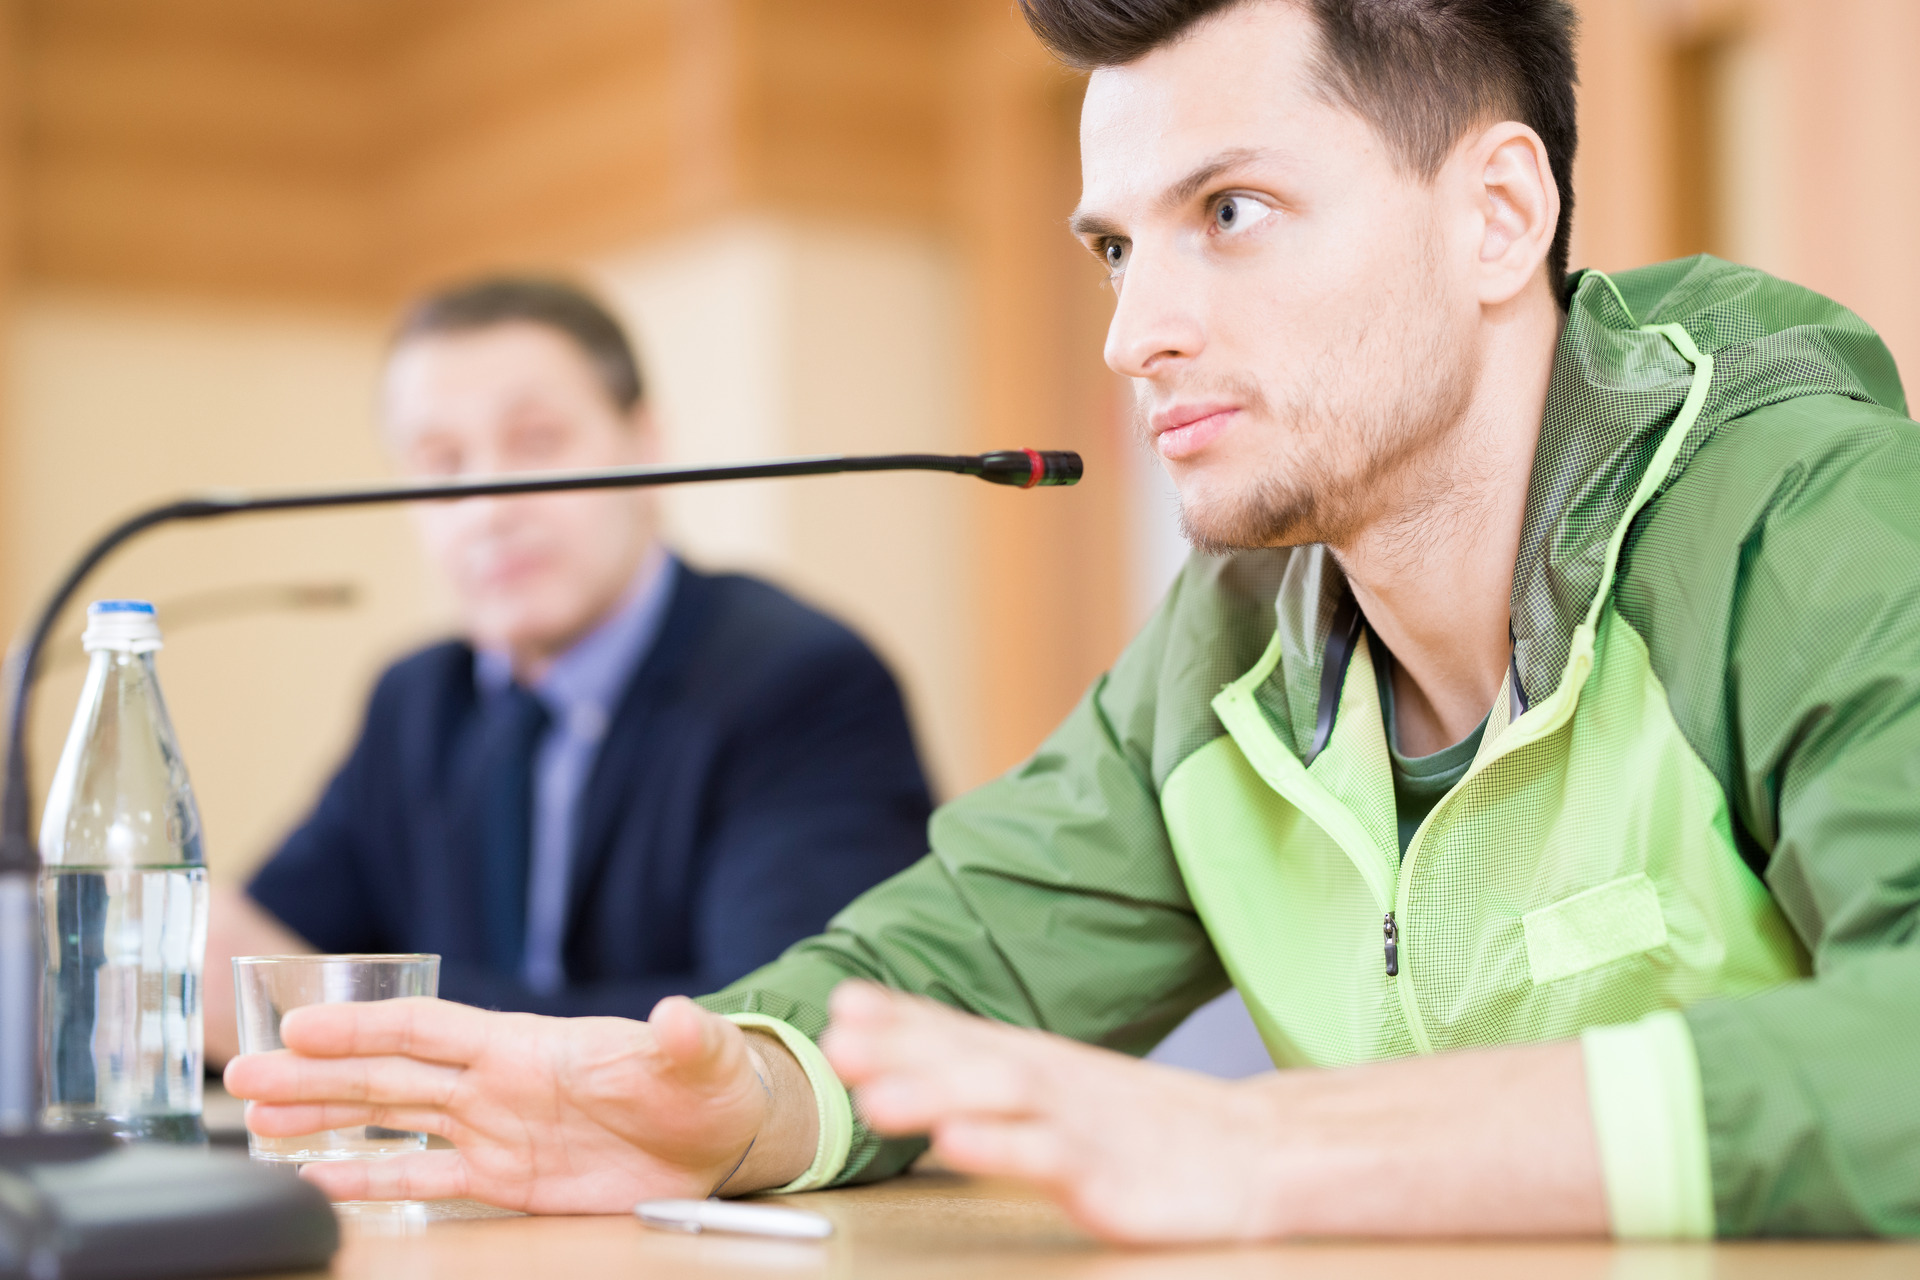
1375, 655, 1487, 857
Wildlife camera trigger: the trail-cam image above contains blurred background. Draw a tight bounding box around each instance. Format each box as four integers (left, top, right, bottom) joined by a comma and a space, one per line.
0, 0, 1913, 892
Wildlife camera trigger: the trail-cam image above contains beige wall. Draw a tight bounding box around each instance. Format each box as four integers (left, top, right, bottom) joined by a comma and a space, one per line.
4, 291, 447, 880
2, 0, 1125, 802
2, 215, 977, 885
594, 218, 974, 797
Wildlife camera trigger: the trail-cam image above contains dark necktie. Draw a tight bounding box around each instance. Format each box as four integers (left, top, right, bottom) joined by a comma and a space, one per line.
476, 682, 550, 977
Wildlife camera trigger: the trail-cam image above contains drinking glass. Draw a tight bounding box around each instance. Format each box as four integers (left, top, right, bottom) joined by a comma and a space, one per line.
232, 953, 439, 1163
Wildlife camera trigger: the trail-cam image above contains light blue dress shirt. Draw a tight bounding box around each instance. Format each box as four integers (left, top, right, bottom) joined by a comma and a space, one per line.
475, 547, 676, 994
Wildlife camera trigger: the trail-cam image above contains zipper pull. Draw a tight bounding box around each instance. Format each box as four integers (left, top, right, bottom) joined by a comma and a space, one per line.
1383, 912, 1399, 977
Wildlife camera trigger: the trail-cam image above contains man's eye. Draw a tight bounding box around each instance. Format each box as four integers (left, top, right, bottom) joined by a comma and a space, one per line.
1212, 195, 1272, 235
1103, 239, 1130, 273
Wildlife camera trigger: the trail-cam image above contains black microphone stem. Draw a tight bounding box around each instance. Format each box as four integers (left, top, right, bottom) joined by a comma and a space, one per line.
0, 447, 1081, 1129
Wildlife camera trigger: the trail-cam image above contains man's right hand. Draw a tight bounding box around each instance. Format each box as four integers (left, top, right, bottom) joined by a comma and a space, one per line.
223, 995, 817, 1212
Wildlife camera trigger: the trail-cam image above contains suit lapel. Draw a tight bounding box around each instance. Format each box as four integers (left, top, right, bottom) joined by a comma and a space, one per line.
562, 565, 714, 940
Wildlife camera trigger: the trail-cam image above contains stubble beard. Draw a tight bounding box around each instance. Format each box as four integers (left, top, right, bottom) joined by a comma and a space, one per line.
1154, 270, 1479, 557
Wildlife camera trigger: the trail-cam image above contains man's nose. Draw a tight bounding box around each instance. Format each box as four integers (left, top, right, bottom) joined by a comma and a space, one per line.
448, 493, 515, 533
1103, 249, 1205, 379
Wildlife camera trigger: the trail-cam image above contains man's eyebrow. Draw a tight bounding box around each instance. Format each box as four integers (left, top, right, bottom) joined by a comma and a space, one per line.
1159, 147, 1283, 212
1068, 147, 1286, 241
1068, 209, 1122, 240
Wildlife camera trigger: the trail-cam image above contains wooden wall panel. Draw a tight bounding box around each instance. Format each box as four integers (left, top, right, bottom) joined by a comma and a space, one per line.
1771, 0, 1920, 382
1568, 0, 1920, 379
4, 0, 1132, 782
26, 40, 378, 170
0, 0, 18, 298
26, 159, 379, 304
24, 0, 380, 61
390, 61, 688, 290
0, 0, 19, 622
1566, 0, 1679, 273
13, 0, 963, 304
396, 0, 680, 141
389, 0, 700, 290
950, 0, 1130, 773
19, 0, 385, 305
742, 0, 952, 227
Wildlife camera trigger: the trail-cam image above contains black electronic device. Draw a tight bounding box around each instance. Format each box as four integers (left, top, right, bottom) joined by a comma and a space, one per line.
0, 448, 1082, 1278
1, 1139, 338, 1280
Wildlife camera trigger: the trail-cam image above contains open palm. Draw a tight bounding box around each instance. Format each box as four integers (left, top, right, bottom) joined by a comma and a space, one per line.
225, 996, 769, 1213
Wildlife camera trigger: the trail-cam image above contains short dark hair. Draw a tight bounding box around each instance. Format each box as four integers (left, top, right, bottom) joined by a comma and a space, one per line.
1019, 0, 1579, 289
393, 275, 646, 412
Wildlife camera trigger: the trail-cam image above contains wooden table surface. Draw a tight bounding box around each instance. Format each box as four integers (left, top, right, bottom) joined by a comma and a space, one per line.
267, 1171, 1920, 1280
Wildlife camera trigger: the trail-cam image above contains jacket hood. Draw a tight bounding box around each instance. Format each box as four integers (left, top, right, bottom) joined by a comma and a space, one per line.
1508, 255, 1906, 702
1244, 255, 1907, 761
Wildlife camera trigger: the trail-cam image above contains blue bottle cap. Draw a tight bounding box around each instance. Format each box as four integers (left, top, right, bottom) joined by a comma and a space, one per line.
83, 600, 162, 652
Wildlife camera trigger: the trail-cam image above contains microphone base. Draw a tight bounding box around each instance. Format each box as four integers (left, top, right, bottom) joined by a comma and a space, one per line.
0, 1136, 340, 1279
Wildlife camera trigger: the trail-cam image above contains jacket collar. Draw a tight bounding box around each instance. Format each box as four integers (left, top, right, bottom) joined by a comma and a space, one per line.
1255, 256, 1904, 754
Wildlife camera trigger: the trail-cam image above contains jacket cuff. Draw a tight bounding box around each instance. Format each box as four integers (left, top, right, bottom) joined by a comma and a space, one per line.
728, 1013, 854, 1194
1581, 1010, 1715, 1239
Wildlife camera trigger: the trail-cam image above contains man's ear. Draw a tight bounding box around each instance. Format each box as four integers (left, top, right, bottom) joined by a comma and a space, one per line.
1463, 120, 1558, 306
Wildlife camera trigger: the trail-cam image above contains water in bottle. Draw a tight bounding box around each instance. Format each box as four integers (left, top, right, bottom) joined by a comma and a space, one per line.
39, 600, 208, 1143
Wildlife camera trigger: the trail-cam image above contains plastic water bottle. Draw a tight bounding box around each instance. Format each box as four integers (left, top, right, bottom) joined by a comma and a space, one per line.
39, 600, 208, 1143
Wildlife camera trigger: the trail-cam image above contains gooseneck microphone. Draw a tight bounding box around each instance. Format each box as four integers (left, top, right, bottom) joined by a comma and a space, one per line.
0, 447, 1080, 1134
0, 446, 1082, 1279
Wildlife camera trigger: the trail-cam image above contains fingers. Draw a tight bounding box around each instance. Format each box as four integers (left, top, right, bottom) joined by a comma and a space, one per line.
277, 997, 493, 1065
646, 995, 744, 1085
825, 982, 1060, 1134
298, 1149, 472, 1204
226, 1048, 462, 1109
244, 1101, 454, 1140
824, 980, 979, 1081
647, 996, 715, 1062
853, 1052, 1040, 1134
932, 1117, 1072, 1185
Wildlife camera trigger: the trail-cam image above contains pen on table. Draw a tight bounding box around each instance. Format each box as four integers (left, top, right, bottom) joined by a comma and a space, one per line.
635, 1199, 835, 1240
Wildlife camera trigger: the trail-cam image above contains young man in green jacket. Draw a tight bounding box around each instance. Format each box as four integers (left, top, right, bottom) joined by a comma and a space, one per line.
227, 0, 1920, 1239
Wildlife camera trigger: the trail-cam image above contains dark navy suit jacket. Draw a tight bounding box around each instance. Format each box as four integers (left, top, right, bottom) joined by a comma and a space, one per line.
247, 565, 934, 1018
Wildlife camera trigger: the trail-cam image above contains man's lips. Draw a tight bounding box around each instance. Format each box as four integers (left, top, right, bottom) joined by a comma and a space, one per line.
1149, 403, 1240, 461
466, 548, 552, 588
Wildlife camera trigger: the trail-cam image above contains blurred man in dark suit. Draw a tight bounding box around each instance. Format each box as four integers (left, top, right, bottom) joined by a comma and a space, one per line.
204, 277, 933, 1062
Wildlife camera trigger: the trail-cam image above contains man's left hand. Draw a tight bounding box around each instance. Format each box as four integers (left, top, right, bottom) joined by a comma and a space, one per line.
822, 980, 1610, 1242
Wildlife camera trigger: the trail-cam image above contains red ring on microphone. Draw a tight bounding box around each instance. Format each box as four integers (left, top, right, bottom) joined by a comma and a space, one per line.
1021, 448, 1043, 489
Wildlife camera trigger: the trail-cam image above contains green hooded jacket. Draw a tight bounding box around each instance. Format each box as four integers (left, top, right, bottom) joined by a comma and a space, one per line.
703, 257, 1920, 1236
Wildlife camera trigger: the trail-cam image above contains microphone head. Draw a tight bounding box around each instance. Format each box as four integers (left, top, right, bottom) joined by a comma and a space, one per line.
976, 450, 1083, 488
